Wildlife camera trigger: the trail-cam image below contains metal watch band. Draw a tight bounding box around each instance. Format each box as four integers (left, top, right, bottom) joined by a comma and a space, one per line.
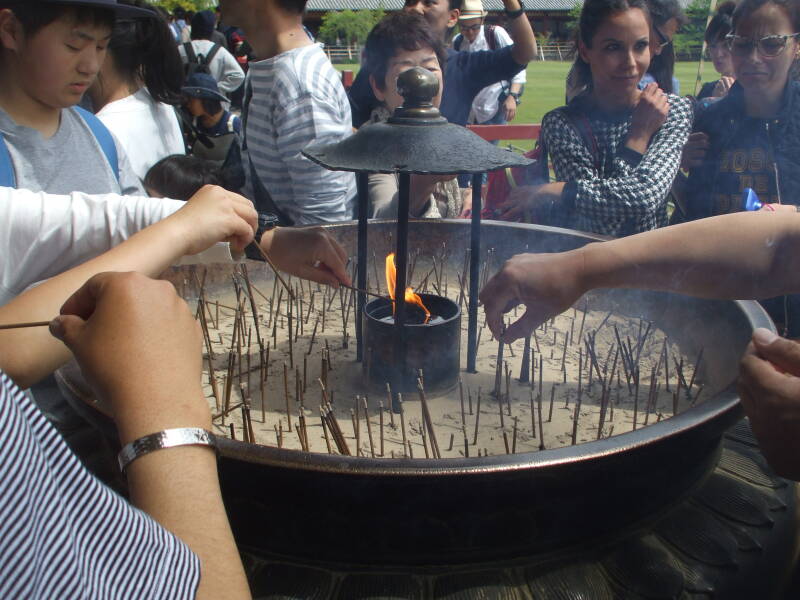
117, 427, 217, 473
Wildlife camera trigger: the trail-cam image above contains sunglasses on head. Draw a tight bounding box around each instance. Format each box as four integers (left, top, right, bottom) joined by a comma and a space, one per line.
725, 33, 800, 57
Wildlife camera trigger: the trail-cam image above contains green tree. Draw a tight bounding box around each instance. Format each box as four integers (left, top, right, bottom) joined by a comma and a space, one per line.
318, 8, 385, 46
152, 0, 217, 12
674, 0, 711, 57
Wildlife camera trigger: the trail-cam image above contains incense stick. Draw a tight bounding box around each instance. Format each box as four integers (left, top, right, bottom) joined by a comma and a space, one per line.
254, 243, 295, 300
0, 320, 52, 330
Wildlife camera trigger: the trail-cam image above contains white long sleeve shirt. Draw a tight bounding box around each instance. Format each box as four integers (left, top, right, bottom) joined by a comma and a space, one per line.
0, 188, 232, 305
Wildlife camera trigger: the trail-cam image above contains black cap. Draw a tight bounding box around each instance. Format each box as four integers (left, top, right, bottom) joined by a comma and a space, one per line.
26, 0, 155, 19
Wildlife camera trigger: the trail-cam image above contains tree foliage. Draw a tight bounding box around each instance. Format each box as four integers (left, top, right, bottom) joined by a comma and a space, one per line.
673, 0, 711, 55
151, 0, 217, 12
318, 9, 386, 45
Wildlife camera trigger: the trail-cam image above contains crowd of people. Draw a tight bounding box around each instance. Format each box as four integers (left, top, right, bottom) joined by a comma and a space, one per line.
0, 0, 798, 596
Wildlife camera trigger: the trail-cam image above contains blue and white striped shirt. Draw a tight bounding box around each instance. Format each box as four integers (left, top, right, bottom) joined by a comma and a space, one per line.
0, 371, 200, 599
245, 44, 356, 225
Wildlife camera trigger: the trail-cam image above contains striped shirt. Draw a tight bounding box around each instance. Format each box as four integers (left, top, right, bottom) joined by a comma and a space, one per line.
0, 370, 200, 599
245, 43, 356, 225
542, 94, 694, 237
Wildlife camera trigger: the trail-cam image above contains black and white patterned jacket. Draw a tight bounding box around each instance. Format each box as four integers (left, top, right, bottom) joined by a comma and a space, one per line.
542, 93, 694, 237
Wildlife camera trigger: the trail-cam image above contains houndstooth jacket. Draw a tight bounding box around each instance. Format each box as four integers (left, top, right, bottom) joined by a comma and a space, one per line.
541, 93, 694, 237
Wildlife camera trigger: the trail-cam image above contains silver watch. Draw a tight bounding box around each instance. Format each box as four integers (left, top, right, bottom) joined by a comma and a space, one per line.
117, 427, 217, 473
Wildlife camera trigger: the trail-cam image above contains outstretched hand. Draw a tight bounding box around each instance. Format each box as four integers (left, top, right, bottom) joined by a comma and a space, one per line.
739, 328, 800, 480
479, 249, 587, 342
261, 227, 352, 288
495, 182, 565, 222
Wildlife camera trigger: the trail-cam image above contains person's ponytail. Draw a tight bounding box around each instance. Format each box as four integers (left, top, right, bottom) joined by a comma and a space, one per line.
110, 0, 184, 105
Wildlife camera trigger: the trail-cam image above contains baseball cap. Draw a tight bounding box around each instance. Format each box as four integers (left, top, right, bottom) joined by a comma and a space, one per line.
22, 0, 155, 19
182, 73, 229, 103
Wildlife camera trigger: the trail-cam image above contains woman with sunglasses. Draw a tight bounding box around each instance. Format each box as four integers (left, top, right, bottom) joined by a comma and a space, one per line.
683, 0, 800, 335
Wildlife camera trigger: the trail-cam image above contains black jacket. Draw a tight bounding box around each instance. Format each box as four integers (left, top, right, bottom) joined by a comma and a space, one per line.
685, 81, 800, 220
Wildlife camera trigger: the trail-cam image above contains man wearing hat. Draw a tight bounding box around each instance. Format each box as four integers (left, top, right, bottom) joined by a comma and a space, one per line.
177, 9, 244, 94
454, 0, 526, 128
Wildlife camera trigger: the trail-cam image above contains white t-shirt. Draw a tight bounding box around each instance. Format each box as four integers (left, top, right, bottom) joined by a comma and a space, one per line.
96, 88, 185, 182
0, 188, 232, 305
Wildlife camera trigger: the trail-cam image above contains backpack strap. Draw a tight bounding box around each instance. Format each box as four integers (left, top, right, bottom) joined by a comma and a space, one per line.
227, 113, 237, 133
204, 43, 222, 66
453, 34, 462, 51
74, 106, 120, 183
184, 41, 198, 65
0, 134, 16, 188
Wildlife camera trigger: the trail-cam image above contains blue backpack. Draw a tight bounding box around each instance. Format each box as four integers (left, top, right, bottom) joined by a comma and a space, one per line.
0, 106, 119, 188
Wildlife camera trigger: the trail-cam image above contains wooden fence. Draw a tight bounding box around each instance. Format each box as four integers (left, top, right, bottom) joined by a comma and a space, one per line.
325, 42, 705, 64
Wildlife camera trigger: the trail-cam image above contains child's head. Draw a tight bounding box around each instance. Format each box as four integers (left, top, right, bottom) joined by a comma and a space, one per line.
729, 0, 800, 98
573, 0, 652, 95
144, 154, 224, 200
0, 2, 116, 109
365, 13, 447, 113
0, 1, 149, 112
182, 72, 227, 118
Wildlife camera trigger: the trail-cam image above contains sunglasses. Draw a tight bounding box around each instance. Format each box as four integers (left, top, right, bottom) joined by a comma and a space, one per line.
725, 33, 800, 57
653, 25, 672, 51
460, 23, 483, 33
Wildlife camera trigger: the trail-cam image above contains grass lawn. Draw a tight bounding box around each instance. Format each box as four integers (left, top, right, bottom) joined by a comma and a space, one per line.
336, 60, 704, 149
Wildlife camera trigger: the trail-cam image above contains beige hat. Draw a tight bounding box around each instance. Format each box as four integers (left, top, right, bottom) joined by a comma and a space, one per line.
459, 0, 487, 20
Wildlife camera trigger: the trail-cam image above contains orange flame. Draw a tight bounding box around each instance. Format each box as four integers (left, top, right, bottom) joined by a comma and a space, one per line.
385, 252, 431, 324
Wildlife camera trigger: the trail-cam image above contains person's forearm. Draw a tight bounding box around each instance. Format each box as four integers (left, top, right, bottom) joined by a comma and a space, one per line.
579, 212, 800, 300
0, 217, 194, 388
117, 390, 249, 600
505, 0, 537, 65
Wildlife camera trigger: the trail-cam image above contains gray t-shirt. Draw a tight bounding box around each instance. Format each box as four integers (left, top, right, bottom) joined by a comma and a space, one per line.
0, 107, 143, 196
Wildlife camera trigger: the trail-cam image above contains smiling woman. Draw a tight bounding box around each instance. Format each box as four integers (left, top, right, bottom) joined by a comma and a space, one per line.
494, 0, 693, 238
